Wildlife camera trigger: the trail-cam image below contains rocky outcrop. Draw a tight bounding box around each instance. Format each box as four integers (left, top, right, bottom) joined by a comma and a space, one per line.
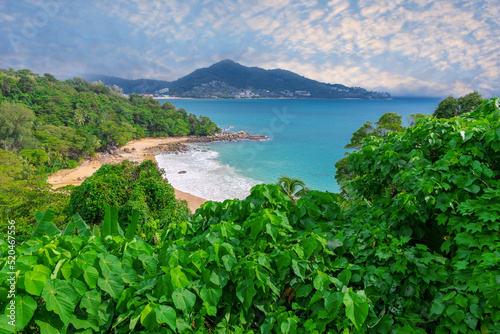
143, 132, 266, 155
186, 132, 266, 143
145, 142, 191, 154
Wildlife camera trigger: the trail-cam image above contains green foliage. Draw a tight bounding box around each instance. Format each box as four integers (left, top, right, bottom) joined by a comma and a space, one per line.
0, 70, 219, 163
0, 101, 36, 151
337, 112, 406, 189
0, 149, 71, 242
3, 96, 500, 333
345, 112, 404, 150
68, 160, 190, 243
433, 91, 483, 119
341, 97, 500, 332
276, 176, 310, 203
2, 185, 363, 333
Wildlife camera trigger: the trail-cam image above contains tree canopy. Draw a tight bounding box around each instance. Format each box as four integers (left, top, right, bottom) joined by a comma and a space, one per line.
67, 160, 190, 243
0, 101, 36, 151
433, 91, 483, 119
0, 69, 219, 167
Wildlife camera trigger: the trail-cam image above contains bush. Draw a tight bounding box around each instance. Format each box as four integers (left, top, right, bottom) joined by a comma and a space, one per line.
67, 160, 190, 242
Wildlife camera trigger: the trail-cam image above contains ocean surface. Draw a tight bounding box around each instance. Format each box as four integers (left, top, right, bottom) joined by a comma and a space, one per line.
155, 98, 441, 201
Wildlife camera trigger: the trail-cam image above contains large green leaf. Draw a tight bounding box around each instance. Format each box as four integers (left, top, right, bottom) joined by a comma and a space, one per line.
291, 258, 307, 280
0, 315, 14, 334
42, 279, 78, 324
140, 303, 157, 330
62, 220, 76, 236
302, 236, 318, 259
69, 314, 100, 332
34, 310, 65, 334
236, 279, 257, 310
74, 213, 91, 237
83, 266, 99, 289
280, 317, 297, 334
31, 209, 59, 238
155, 305, 177, 331
200, 283, 223, 306
80, 289, 101, 316
221, 254, 237, 272
24, 265, 51, 296
170, 267, 190, 289
98, 253, 122, 277
172, 288, 196, 314
97, 273, 124, 299
343, 290, 369, 330
101, 206, 119, 237
189, 249, 208, 272
125, 209, 140, 240
12, 295, 37, 332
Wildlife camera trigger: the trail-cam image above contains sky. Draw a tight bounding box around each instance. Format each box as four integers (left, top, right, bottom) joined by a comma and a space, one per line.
1, 0, 499, 97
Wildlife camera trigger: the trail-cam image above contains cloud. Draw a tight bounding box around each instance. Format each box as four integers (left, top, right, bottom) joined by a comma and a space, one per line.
0, 0, 498, 97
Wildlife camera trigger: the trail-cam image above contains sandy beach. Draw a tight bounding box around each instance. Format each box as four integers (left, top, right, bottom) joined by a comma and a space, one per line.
47, 137, 208, 213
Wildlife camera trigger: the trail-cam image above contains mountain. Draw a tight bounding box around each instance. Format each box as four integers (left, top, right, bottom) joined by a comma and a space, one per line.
85, 60, 391, 99
83, 75, 171, 95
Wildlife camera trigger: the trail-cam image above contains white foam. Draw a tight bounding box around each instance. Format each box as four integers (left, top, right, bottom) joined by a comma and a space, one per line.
155, 145, 260, 202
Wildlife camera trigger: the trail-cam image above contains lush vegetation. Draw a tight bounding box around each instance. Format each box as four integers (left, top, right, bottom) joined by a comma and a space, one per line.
1, 97, 499, 333
0, 68, 219, 166
0, 149, 72, 244
433, 92, 483, 119
68, 160, 190, 244
0, 68, 218, 242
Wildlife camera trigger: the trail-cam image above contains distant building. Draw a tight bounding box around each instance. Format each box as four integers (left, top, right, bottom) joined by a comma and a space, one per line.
295, 91, 311, 97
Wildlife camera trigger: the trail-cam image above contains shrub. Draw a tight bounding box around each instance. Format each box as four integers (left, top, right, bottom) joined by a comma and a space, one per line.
67, 160, 190, 242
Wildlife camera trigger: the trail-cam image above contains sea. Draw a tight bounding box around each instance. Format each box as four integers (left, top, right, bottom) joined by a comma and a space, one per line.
155, 98, 442, 201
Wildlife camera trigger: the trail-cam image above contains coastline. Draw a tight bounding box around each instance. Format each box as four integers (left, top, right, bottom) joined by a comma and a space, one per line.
47, 132, 265, 212
47, 136, 208, 213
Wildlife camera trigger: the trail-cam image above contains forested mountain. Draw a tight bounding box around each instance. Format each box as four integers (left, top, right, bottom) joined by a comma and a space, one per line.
86, 60, 391, 99
83, 75, 171, 95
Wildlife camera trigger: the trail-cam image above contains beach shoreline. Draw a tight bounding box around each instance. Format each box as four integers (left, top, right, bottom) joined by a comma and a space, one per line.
47, 136, 209, 213
47, 132, 265, 212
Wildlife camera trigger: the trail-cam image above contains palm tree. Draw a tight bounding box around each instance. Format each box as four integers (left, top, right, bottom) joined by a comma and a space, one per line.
276, 176, 310, 203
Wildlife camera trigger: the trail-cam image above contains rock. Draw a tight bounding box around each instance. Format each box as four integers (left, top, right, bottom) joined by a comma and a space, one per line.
185, 131, 266, 144
178, 171, 187, 174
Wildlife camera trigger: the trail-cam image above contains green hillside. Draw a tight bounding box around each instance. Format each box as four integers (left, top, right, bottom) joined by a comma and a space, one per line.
0, 68, 219, 165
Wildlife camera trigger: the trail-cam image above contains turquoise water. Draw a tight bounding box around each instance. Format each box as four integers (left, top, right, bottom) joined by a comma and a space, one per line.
156, 98, 441, 200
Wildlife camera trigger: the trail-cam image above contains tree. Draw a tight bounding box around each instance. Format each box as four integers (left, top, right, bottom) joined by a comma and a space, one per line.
67, 160, 190, 243
406, 113, 428, 127
433, 91, 483, 118
338, 113, 405, 189
373, 112, 404, 136
0, 101, 36, 151
0, 149, 71, 242
276, 176, 310, 203
110, 84, 123, 95
345, 121, 375, 150
345, 113, 404, 150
